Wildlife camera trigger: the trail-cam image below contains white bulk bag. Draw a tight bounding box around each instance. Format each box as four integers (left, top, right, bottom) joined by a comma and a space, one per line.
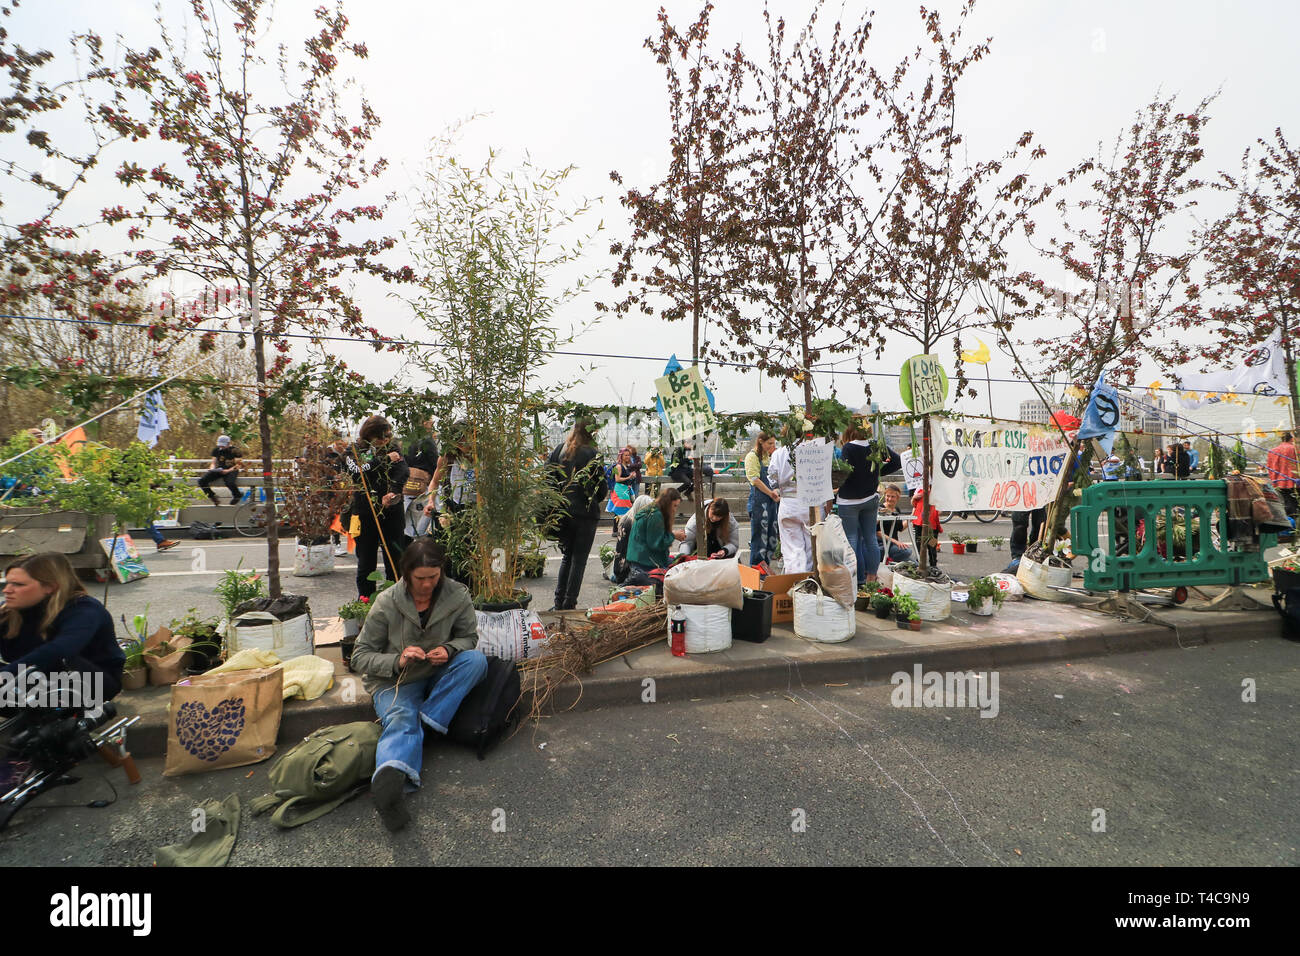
1016, 557, 1072, 602
292, 542, 334, 577
791, 579, 856, 643
663, 559, 743, 610
891, 573, 952, 622
812, 517, 857, 609
226, 611, 314, 659
474, 608, 551, 662
989, 573, 1024, 601
665, 604, 732, 653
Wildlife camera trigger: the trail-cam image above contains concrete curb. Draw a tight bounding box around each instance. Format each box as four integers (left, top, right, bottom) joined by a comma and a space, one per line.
115, 602, 1284, 758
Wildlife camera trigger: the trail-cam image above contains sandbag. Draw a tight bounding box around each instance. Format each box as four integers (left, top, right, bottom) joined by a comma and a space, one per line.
474, 607, 551, 662
164, 667, 284, 777
663, 559, 743, 610
989, 573, 1024, 601
891, 572, 952, 621
812, 517, 857, 609
665, 603, 732, 653
226, 610, 314, 659
1016, 557, 1072, 602
292, 542, 334, 577
791, 578, 856, 643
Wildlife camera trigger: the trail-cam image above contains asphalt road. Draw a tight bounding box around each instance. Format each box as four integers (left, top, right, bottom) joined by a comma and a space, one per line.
2, 637, 1294, 866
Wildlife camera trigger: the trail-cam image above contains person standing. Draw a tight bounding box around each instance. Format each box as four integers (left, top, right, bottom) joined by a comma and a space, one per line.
345, 416, 409, 598
768, 435, 812, 574
545, 420, 608, 611
835, 422, 902, 587
911, 490, 943, 568
325, 432, 351, 556
744, 432, 780, 569
403, 419, 439, 538
1267, 432, 1299, 517
197, 435, 243, 505
1004, 506, 1047, 573
1182, 440, 1199, 473
624, 445, 644, 498
605, 448, 637, 536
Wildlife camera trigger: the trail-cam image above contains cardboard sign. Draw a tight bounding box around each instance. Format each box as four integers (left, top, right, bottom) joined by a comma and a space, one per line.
901, 354, 949, 415
928, 417, 1070, 512
899, 449, 924, 493
654, 365, 716, 443
795, 438, 834, 507
100, 534, 149, 583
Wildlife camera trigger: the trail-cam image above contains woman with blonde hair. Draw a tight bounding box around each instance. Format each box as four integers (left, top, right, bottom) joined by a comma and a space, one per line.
744, 431, 780, 568
1, 552, 124, 700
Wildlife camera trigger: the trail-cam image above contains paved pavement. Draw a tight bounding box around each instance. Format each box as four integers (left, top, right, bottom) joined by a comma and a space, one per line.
2, 639, 1294, 866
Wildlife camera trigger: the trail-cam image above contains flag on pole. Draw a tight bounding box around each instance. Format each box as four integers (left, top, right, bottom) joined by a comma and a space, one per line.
959, 338, 991, 364
137, 389, 170, 447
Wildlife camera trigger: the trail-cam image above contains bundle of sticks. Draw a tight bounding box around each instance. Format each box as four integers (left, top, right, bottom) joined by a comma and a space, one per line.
517, 603, 668, 722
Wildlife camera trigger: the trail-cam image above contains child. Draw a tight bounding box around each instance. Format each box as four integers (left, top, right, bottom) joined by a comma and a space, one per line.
911, 489, 942, 567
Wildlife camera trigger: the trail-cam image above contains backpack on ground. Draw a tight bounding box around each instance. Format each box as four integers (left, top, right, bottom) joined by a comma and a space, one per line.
248, 721, 381, 828
447, 656, 522, 759
1271, 587, 1300, 643
190, 520, 226, 540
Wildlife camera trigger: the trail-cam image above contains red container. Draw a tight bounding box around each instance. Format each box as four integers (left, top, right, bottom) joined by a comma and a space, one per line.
670, 610, 686, 657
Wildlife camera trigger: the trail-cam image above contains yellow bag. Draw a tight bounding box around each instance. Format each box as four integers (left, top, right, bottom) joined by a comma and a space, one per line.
348, 514, 362, 537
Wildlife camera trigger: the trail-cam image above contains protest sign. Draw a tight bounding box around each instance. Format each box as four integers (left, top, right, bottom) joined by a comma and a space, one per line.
899, 449, 924, 493
100, 534, 149, 583
795, 438, 833, 507
900, 354, 949, 415
928, 418, 1070, 512
654, 365, 716, 443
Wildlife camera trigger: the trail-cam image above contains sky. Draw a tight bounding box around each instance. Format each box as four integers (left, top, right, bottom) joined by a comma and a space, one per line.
12, 0, 1300, 427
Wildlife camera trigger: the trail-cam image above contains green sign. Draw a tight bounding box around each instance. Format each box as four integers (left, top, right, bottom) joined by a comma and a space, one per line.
900, 354, 949, 415
654, 365, 716, 442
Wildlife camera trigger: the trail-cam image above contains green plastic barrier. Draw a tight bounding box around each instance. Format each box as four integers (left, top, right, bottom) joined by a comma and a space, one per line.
1069, 479, 1275, 593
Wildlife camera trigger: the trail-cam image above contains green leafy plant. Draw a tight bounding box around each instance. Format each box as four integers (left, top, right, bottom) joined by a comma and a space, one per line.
892, 592, 921, 621
214, 563, 268, 622
988, 535, 1006, 550
0, 431, 59, 500
965, 576, 1005, 611
948, 532, 971, 545
338, 595, 373, 622
870, 592, 894, 612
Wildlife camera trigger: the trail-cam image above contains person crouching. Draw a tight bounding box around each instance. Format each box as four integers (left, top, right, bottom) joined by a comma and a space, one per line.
350, 538, 488, 832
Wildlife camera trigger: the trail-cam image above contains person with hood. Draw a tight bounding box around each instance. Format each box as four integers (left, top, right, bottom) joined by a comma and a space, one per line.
351, 538, 487, 832
676, 497, 740, 559
197, 434, 243, 505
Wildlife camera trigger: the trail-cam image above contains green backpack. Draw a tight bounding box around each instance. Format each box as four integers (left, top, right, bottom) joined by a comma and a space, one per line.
248, 722, 382, 828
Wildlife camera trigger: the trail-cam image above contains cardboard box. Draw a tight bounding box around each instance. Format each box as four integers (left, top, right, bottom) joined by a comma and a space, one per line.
739, 564, 815, 624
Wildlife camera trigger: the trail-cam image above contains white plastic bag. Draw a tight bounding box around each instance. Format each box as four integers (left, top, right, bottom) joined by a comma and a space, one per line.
474, 608, 551, 662
791, 579, 856, 643
292, 542, 334, 577
877, 564, 893, 590
665, 604, 732, 653
226, 611, 314, 659
1016, 557, 1072, 602
989, 573, 1024, 601
891, 573, 952, 621
663, 559, 743, 610
812, 517, 857, 609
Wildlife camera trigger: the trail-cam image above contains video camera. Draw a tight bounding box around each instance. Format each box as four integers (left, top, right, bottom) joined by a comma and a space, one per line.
1, 700, 141, 831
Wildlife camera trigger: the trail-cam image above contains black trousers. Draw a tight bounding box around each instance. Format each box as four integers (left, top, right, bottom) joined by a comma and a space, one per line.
198, 469, 241, 502
355, 504, 405, 597
555, 516, 599, 609
1010, 507, 1047, 561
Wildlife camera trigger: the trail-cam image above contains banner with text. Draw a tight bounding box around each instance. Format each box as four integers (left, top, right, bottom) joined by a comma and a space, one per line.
929, 417, 1070, 512
654, 365, 717, 443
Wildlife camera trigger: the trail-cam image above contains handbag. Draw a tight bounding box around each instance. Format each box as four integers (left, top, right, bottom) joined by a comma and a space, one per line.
164, 667, 285, 777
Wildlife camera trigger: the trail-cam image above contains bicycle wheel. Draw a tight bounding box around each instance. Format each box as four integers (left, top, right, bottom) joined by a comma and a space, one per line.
974, 510, 1002, 523
940, 511, 958, 524
233, 501, 269, 537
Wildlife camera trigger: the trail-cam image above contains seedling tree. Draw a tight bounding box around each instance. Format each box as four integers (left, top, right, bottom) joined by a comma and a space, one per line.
408, 147, 597, 604
80, 0, 407, 596
1023, 94, 1214, 550
863, 3, 1050, 571
603, 2, 747, 556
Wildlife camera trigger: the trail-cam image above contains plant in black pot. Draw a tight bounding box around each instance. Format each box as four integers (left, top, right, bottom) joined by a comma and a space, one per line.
1273, 557, 1300, 593
870, 590, 894, 620
338, 573, 392, 669
892, 592, 920, 630
170, 607, 224, 674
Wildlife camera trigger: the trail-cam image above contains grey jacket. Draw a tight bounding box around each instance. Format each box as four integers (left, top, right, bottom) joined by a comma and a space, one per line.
351, 577, 479, 695
676, 499, 741, 557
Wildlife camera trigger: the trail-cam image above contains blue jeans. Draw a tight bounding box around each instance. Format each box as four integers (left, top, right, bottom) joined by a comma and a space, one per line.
837, 497, 881, 584
371, 649, 489, 787
747, 486, 779, 566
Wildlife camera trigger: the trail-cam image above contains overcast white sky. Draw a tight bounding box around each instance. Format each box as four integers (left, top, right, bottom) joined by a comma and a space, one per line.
17, 0, 1300, 422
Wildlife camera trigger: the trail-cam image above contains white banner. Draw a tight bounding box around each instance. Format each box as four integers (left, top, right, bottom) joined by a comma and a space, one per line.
795, 438, 833, 507
929, 418, 1070, 512
899, 448, 924, 493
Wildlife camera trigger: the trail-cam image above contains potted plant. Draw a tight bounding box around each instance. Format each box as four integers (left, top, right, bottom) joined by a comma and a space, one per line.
892, 592, 921, 630
120, 637, 148, 690
989, 535, 1006, 552
168, 607, 224, 674
408, 149, 590, 612
855, 580, 881, 612
1273, 557, 1300, 593
831, 457, 854, 491
870, 590, 894, 619
965, 576, 1005, 616
277, 436, 352, 577
965, 536, 978, 553
948, 531, 969, 555
214, 562, 268, 645
889, 561, 952, 621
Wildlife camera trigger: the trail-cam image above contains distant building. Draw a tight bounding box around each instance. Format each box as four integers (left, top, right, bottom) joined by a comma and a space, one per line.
1019, 400, 1050, 424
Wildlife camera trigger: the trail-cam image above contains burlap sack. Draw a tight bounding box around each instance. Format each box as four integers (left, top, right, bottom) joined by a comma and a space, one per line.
163, 667, 284, 777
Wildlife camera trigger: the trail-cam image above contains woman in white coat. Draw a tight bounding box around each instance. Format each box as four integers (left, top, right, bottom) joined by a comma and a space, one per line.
766, 441, 813, 573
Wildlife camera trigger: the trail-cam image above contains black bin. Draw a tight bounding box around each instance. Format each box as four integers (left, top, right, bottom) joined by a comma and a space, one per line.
732, 590, 773, 643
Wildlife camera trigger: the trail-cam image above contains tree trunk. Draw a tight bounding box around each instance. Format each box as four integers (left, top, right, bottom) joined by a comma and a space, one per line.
1283, 327, 1300, 438
248, 283, 281, 599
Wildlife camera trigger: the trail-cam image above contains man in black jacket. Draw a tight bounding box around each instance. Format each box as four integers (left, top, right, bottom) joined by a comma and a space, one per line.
545, 423, 607, 610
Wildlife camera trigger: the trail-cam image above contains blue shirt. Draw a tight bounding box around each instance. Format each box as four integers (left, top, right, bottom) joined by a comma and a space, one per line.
0, 595, 124, 678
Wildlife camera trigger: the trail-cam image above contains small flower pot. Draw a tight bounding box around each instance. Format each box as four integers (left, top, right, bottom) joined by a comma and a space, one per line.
855, 594, 873, 612
343, 618, 362, 640
908, 619, 921, 632
340, 640, 356, 671
874, 604, 892, 619
966, 541, 978, 553
951, 542, 966, 555
121, 666, 148, 691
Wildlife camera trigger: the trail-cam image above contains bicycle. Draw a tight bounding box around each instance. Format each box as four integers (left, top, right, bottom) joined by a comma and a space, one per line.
232, 488, 291, 537
939, 509, 1004, 524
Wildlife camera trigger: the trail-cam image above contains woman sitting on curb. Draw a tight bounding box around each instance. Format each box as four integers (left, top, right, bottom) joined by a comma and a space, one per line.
625, 488, 686, 585
350, 538, 488, 833
675, 497, 740, 559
